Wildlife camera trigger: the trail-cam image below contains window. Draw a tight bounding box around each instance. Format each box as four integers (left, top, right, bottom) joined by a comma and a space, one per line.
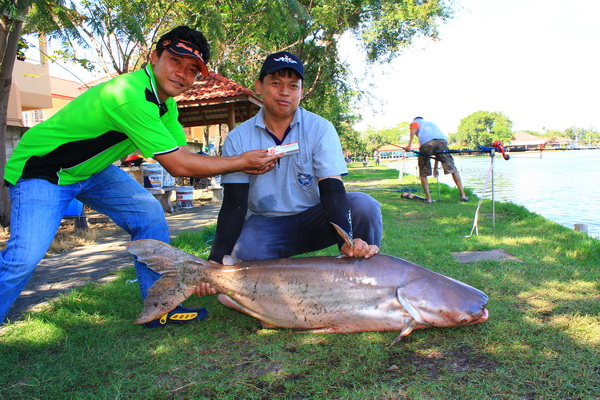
33, 109, 44, 123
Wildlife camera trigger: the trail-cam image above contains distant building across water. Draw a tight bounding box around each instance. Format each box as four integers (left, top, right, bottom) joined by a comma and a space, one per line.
376, 131, 598, 162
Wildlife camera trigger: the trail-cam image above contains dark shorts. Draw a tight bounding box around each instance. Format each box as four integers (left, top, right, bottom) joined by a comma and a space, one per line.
418, 139, 458, 177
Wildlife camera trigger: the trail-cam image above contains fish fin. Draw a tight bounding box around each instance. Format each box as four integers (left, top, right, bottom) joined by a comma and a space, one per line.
134, 278, 196, 324
126, 239, 209, 274
218, 294, 279, 328
396, 289, 426, 325
329, 222, 354, 249
217, 294, 245, 313
126, 239, 206, 324
217, 294, 262, 319
388, 318, 418, 346
222, 255, 240, 266
308, 327, 346, 333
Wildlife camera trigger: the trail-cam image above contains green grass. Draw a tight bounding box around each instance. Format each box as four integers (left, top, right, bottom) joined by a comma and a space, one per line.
1, 164, 598, 399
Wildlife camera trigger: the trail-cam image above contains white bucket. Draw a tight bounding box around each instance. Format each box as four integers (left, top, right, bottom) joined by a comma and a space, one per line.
141, 163, 164, 188
162, 169, 175, 187
176, 186, 194, 208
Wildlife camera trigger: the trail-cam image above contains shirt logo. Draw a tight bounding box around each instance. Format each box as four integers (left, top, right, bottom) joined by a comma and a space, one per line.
274, 55, 298, 65
297, 173, 313, 187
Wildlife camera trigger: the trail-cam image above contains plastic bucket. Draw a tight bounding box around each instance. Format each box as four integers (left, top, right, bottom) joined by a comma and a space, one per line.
141, 163, 163, 188
162, 169, 175, 187
176, 186, 194, 208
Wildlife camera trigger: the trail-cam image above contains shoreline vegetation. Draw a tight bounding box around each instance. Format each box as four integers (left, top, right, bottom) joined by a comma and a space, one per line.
382, 148, 600, 240
375, 146, 600, 163
1, 164, 598, 399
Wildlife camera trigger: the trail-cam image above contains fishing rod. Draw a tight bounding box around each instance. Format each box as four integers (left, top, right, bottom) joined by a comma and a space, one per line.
402, 141, 511, 235
402, 141, 510, 161
435, 141, 511, 161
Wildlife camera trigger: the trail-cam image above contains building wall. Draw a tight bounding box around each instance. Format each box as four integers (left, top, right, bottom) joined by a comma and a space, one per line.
21, 77, 83, 127
10, 61, 52, 124
187, 125, 227, 155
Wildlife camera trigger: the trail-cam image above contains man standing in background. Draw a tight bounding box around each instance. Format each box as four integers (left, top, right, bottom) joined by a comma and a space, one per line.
406, 116, 468, 203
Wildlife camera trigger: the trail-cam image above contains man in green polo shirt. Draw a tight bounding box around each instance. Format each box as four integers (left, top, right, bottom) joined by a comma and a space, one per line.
0, 26, 279, 327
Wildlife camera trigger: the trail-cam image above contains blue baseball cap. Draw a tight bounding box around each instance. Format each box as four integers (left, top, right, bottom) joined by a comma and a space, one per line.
259, 51, 304, 80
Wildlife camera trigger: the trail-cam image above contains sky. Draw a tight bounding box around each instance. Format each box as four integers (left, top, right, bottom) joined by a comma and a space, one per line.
340, 0, 600, 134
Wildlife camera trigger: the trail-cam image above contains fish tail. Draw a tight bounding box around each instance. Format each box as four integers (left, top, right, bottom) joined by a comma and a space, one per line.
126, 239, 208, 275
125, 239, 208, 324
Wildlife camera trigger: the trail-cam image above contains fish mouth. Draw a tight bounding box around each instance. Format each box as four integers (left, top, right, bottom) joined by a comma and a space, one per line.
465, 308, 489, 326
479, 308, 489, 322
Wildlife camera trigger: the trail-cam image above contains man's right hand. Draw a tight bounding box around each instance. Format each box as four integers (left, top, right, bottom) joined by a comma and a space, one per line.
340, 238, 379, 259
240, 149, 281, 175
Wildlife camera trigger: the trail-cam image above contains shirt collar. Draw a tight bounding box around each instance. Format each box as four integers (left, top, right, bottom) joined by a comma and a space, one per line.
144, 64, 168, 114
255, 107, 303, 130
144, 64, 162, 105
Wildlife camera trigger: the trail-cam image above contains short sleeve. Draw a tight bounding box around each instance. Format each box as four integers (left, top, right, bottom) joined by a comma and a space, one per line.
109, 100, 181, 157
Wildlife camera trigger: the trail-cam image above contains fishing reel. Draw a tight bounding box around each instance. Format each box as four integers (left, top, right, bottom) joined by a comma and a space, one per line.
492, 141, 510, 160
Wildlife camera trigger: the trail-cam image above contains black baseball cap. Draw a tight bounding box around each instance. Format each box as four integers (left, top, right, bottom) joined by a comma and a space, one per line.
160, 38, 209, 76
259, 51, 304, 80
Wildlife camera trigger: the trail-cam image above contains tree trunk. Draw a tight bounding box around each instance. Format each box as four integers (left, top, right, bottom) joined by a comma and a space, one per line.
0, 19, 25, 227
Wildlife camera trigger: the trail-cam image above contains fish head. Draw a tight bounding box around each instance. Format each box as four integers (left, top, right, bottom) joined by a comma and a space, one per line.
397, 275, 488, 328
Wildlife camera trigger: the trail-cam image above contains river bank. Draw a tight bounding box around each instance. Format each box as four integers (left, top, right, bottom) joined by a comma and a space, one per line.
387, 149, 600, 238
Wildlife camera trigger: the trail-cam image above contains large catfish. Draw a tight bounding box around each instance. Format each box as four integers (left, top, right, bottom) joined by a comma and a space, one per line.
126, 238, 489, 345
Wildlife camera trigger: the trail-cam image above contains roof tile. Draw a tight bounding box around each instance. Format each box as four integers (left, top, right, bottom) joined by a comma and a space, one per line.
177, 72, 256, 102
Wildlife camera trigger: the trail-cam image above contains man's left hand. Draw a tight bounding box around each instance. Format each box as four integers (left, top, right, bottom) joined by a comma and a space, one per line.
194, 282, 217, 297
240, 150, 281, 175
340, 238, 379, 259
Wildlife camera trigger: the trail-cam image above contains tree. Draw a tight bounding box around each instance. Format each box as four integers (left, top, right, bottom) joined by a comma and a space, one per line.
563, 126, 600, 141
1, 4, 28, 227
2, 0, 455, 224
185, 0, 453, 134
338, 129, 366, 159
363, 122, 409, 154
452, 111, 514, 149
50, 0, 188, 78
1, 0, 79, 226
21, 0, 454, 131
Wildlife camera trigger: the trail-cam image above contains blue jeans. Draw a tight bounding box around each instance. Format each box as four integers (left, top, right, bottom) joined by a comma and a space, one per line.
231, 192, 382, 260
0, 165, 169, 324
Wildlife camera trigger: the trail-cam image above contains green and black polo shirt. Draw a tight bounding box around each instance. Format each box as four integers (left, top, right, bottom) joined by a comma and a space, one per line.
4, 64, 187, 185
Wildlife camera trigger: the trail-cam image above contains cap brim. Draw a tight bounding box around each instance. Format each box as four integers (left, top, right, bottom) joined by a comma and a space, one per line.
165, 47, 209, 76
263, 66, 303, 79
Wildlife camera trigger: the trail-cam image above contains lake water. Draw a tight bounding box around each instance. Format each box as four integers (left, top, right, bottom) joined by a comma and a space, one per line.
389, 149, 600, 238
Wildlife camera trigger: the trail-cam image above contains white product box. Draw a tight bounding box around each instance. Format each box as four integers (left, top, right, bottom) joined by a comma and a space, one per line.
267, 142, 299, 156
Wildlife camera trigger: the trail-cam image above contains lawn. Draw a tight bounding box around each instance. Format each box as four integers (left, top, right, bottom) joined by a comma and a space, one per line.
1, 164, 598, 399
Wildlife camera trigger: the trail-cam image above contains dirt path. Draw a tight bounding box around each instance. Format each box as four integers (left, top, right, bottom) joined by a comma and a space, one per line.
3, 203, 221, 324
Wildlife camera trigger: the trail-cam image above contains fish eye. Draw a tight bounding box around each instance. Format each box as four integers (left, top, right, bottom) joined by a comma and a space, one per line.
460, 318, 468, 324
